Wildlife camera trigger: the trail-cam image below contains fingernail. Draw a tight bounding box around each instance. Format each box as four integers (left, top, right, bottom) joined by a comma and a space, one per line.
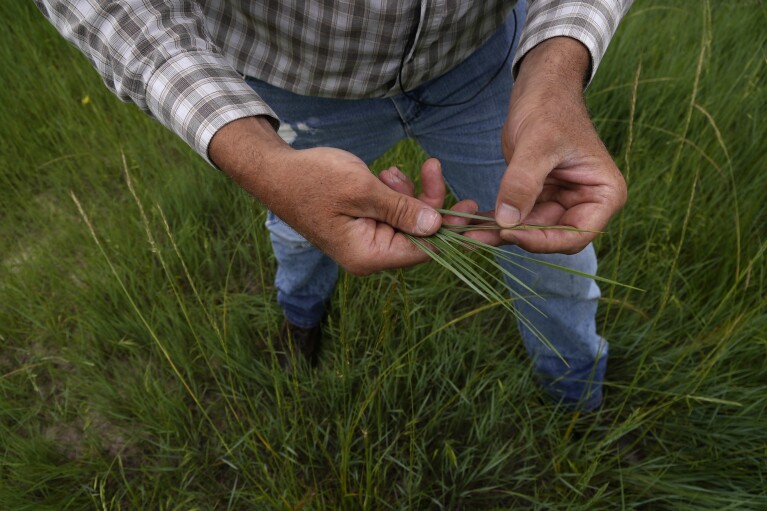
416, 208, 440, 234
496, 203, 521, 227
390, 167, 405, 182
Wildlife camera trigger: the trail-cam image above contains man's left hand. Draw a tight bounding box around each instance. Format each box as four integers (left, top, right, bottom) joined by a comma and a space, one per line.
495, 37, 627, 254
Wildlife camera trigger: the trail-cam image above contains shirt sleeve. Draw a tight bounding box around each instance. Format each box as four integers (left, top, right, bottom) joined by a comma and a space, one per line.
512, 0, 634, 86
34, 0, 278, 165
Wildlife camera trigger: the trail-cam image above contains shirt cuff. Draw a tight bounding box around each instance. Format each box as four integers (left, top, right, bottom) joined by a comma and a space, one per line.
512, 0, 632, 87
145, 50, 279, 165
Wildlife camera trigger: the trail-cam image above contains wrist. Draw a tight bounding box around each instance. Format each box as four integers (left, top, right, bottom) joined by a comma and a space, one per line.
208, 115, 293, 198
515, 36, 591, 97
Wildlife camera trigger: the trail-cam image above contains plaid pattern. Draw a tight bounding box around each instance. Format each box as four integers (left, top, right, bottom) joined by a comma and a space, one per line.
35, 0, 632, 162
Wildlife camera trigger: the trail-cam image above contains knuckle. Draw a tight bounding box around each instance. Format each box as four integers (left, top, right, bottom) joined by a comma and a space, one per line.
347, 266, 371, 277
563, 245, 582, 255
609, 172, 628, 209
506, 178, 541, 202
340, 182, 367, 208
618, 178, 628, 204
341, 254, 374, 276
387, 195, 413, 227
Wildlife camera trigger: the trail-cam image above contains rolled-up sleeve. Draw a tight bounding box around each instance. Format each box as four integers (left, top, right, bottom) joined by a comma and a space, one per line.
513, 0, 634, 86
34, 0, 277, 164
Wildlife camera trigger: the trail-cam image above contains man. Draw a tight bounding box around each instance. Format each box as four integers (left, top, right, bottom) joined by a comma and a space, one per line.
36, 0, 632, 411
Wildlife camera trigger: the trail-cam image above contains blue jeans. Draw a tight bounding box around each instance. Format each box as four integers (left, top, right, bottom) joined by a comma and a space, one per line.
246, 3, 607, 411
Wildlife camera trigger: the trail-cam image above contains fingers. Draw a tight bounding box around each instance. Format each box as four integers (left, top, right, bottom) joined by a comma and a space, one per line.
379, 166, 415, 196
343, 217, 433, 274
501, 201, 606, 254
418, 158, 445, 208
342, 201, 479, 274
495, 159, 627, 253
446, 202, 504, 246
365, 158, 448, 237
379, 158, 446, 209
495, 149, 549, 228
443, 199, 478, 225
500, 208, 590, 254
344, 186, 453, 275
361, 179, 442, 236
501, 225, 591, 254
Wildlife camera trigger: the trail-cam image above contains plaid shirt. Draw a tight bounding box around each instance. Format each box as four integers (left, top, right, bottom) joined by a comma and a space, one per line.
35, 0, 632, 162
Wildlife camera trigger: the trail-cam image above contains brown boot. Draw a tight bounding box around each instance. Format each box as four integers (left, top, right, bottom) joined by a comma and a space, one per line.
275, 320, 322, 369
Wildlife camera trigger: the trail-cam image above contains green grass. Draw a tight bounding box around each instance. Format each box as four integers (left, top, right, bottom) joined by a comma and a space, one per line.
1, 0, 766, 509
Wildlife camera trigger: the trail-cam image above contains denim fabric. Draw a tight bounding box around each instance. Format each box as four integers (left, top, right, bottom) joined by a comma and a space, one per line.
247, 2, 607, 411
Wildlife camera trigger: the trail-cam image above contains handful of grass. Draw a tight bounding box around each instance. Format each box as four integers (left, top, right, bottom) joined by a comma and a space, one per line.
405, 209, 629, 358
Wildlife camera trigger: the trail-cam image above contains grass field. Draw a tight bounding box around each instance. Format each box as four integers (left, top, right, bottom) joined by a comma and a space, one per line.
1, 1, 766, 509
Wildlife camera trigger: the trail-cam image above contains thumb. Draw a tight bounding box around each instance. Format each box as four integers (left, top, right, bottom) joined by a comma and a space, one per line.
495, 151, 548, 227
364, 181, 442, 236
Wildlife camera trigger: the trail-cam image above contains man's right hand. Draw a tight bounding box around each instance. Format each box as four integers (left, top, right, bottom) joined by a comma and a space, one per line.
209, 116, 467, 275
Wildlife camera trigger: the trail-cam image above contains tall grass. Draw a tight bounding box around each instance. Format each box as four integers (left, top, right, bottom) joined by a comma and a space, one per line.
1, 0, 766, 509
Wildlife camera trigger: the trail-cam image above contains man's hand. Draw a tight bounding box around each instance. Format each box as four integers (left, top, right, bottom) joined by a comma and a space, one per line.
209, 116, 469, 275
496, 37, 627, 254
379, 165, 499, 247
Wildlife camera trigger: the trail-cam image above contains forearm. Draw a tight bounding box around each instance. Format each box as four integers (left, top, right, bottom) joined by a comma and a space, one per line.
513, 0, 634, 87
208, 116, 292, 206
505, 36, 593, 156
514, 36, 591, 96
